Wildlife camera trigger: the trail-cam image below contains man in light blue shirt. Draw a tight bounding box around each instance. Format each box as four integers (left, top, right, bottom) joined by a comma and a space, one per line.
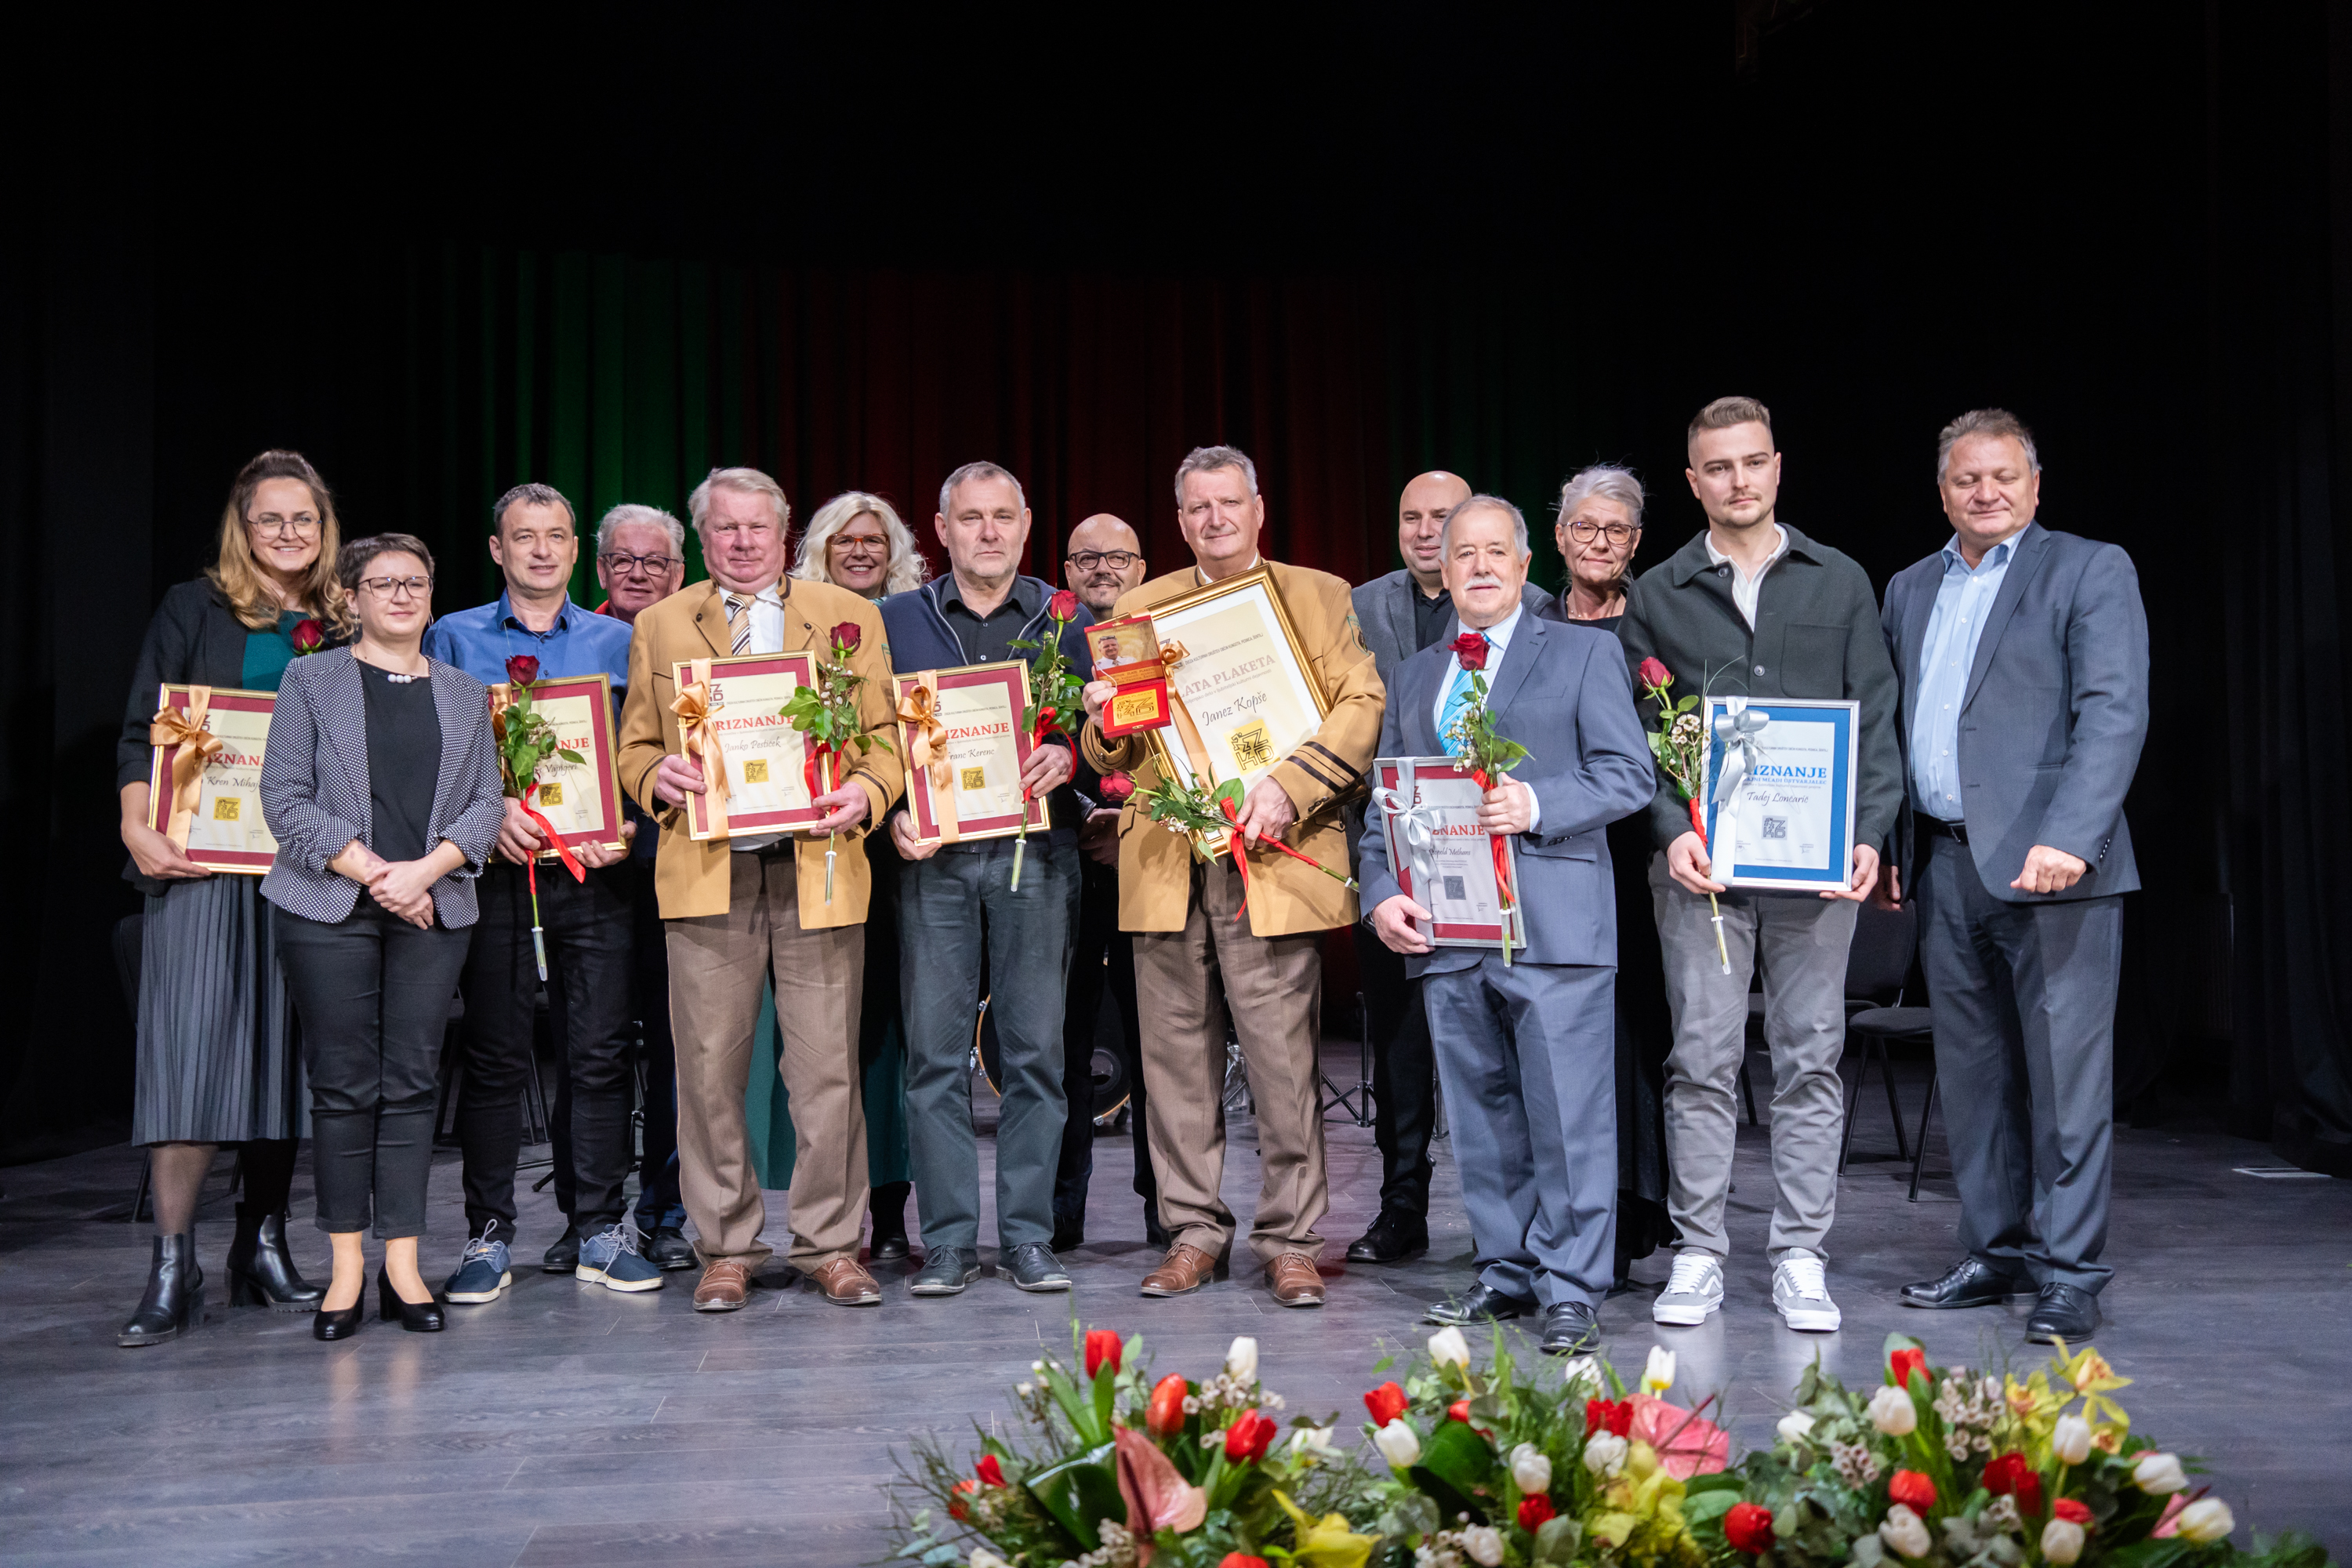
1906, 535, 2016, 822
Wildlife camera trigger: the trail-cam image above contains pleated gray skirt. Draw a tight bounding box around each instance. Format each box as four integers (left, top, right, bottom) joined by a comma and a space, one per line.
132, 873, 308, 1145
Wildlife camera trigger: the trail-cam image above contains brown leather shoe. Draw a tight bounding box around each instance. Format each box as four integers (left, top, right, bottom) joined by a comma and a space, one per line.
808, 1256, 882, 1306
1140, 1242, 1225, 1298
1266, 1252, 1326, 1308
692, 1260, 752, 1312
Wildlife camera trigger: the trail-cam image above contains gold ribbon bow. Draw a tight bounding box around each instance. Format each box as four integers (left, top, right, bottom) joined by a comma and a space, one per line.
671, 659, 730, 834
896, 676, 960, 842
1152, 641, 1222, 829
149, 687, 225, 848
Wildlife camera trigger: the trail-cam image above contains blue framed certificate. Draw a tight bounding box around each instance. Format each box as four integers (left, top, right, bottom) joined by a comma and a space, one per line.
1700, 696, 1858, 891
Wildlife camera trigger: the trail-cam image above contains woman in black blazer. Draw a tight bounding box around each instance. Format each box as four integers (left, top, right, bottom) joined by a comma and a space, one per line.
260, 532, 503, 1339
114, 450, 354, 1346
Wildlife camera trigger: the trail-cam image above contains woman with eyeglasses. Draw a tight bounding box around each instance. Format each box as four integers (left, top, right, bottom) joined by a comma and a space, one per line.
786, 491, 926, 1260
260, 534, 504, 1338
1540, 466, 1675, 1283
113, 450, 355, 1346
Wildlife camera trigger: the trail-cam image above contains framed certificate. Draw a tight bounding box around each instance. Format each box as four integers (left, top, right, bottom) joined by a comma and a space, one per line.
495, 673, 627, 860
1371, 757, 1526, 950
893, 660, 1050, 845
1700, 696, 1858, 891
672, 652, 825, 840
147, 684, 278, 873
1138, 567, 1331, 856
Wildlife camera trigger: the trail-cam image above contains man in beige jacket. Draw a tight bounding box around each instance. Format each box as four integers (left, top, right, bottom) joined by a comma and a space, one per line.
1079, 445, 1385, 1306
616, 466, 904, 1312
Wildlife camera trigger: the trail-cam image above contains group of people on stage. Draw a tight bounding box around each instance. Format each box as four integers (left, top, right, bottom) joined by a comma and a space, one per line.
114, 394, 2147, 1359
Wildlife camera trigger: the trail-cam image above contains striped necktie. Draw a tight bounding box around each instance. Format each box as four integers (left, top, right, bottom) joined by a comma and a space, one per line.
1439, 636, 1487, 757
724, 592, 753, 655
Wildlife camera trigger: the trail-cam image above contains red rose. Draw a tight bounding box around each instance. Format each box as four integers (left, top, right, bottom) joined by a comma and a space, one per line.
1637, 655, 1672, 692
1889, 1348, 1929, 1390
1519, 1494, 1556, 1530
1147, 1374, 1189, 1436
1725, 1501, 1777, 1555
1584, 1397, 1633, 1438
505, 655, 540, 687
1225, 1409, 1278, 1463
1098, 771, 1135, 804
1450, 630, 1489, 670
830, 620, 862, 653
1889, 1470, 1936, 1512
1364, 1381, 1409, 1428
291, 618, 325, 655
975, 1453, 1006, 1487
1084, 1328, 1123, 1380
1049, 588, 1080, 622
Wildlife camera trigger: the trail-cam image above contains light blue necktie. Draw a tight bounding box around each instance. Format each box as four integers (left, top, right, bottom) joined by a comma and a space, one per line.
1439, 634, 1488, 756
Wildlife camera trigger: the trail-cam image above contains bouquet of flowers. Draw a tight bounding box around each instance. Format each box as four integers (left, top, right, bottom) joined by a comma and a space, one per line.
1439, 631, 1531, 967
1362, 1330, 1730, 1568
491, 655, 586, 981
1633, 657, 1730, 976
1004, 589, 1087, 891
780, 619, 892, 901
1700, 1335, 2326, 1568
888, 1321, 1381, 1568
1138, 773, 1356, 923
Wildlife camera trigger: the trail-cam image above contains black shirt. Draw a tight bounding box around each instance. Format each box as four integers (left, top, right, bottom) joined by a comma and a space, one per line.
360, 661, 442, 864
1410, 580, 1454, 652
940, 573, 1043, 666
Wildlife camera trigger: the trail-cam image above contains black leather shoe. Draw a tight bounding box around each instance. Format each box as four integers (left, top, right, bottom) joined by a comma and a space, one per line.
643, 1225, 699, 1272
1540, 1300, 1602, 1355
1424, 1283, 1534, 1326
1004, 1242, 1073, 1293
1346, 1212, 1429, 1265
312, 1301, 363, 1341
226, 1205, 325, 1312
376, 1269, 447, 1332
869, 1181, 912, 1262
118, 1233, 205, 1347
542, 1223, 584, 1274
909, 1246, 982, 1296
2025, 1283, 2100, 1344
1901, 1257, 2034, 1310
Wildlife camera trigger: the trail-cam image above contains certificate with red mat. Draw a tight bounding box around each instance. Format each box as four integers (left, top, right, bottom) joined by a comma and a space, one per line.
1371, 756, 1526, 951
147, 684, 278, 873
672, 653, 825, 841
1083, 613, 1173, 738
893, 661, 1049, 845
492, 673, 628, 860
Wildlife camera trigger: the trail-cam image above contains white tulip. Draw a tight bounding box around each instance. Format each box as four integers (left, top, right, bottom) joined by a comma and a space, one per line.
1777, 1410, 1817, 1446
971, 1551, 1010, 1568
2176, 1499, 2236, 1544
2041, 1520, 2086, 1565
1866, 1385, 1918, 1436
1559, 1355, 1602, 1393
1583, 1432, 1629, 1478
1878, 1504, 1933, 1559
2051, 1414, 2093, 1465
1225, 1336, 1259, 1383
2132, 1451, 2188, 1495
1462, 1524, 1506, 1566
1642, 1345, 1677, 1394
1374, 1418, 1422, 1468
1428, 1326, 1472, 1369
1510, 1442, 1554, 1495
1290, 1425, 1338, 1458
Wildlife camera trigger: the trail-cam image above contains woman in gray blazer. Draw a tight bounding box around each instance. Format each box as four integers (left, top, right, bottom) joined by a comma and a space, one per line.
260, 532, 503, 1339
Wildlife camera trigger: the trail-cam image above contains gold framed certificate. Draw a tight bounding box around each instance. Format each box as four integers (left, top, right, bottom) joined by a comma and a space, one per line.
493, 673, 628, 860
893, 660, 1051, 845
1139, 567, 1331, 856
147, 684, 278, 873
671, 652, 825, 840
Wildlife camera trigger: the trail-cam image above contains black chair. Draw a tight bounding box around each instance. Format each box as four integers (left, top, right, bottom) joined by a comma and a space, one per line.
1838, 902, 1929, 1174
1907, 1066, 1940, 1201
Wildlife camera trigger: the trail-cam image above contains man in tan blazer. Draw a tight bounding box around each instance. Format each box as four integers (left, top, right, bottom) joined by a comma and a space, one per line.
1079, 445, 1385, 1306
616, 466, 905, 1312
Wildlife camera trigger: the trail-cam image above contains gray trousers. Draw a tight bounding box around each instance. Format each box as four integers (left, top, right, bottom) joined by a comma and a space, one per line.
1914, 832, 2118, 1293
1423, 956, 1617, 1308
898, 840, 1075, 1253
1651, 853, 1855, 1261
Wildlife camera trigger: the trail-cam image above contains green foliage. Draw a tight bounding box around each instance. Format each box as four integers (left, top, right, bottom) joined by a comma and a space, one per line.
492, 681, 585, 801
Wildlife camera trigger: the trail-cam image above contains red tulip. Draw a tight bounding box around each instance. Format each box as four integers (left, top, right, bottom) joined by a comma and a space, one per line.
505, 654, 540, 687
1518, 1494, 1556, 1530
1146, 1374, 1189, 1436
1450, 630, 1489, 671
1084, 1329, 1123, 1380
1364, 1381, 1409, 1428
291, 618, 325, 655
975, 1453, 1006, 1487
1889, 1470, 1936, 1512
830, 620, 863, 653
1219, 1555, 1271, 1568
1725, 1501, 1776, 1554
1049, 588, 1080, 622
1889, 1347, 1929, 1389
1985, 1452, 2045, 1515
1098, 771, 1135, 804
1224, 1409, 1277, 1463
2053, 1498, 2093, 1528
1584, 1397, 1633, 1439
1447, 1399, 1472, 1424
1637, 655, 1672, 692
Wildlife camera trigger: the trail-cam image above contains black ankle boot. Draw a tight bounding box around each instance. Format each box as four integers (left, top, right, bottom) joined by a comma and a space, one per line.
226, 1204, 325, 1312
869, 1181, 911, 1261
118, 1233, 204, 1347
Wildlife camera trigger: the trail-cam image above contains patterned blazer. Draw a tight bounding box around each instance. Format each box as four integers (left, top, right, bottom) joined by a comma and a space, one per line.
258, 647, 505, 927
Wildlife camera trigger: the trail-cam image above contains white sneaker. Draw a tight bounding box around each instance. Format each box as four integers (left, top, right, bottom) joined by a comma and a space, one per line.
1651, 1250, 1725, 1326
1773, 1248, 1842, 1331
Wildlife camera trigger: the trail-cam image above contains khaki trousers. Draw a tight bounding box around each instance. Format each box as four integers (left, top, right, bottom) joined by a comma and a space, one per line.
1132, 858, 1328, 1265
666, 851, 867, 1269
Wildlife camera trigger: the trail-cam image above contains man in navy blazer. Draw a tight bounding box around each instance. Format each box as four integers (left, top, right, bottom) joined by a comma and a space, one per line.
1879, 409, 2148, 1343
1359, 495, 1653, 1353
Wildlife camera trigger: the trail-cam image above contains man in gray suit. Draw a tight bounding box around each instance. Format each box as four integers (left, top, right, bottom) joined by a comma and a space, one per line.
1360, 495, 1653, 1353
1880, 409, 2148, 1343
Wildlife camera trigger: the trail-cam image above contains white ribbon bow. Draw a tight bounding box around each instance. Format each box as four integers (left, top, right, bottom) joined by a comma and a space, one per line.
1710, 696, 1771, 868
1373, 784, 1443, 906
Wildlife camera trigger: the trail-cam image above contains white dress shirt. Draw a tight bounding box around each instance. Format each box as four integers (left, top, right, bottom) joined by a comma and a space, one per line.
1704, 523, 1790, 630
725, 583, 789, 854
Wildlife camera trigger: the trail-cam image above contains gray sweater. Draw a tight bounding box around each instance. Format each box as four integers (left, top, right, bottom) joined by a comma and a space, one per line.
1617, 524, 1903, 860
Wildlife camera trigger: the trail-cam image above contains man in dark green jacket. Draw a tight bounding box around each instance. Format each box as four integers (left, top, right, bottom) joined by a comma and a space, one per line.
1618, 396, 1900, 1335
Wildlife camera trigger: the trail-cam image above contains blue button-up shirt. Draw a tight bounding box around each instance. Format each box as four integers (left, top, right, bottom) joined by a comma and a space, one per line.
423, 590, 634, 695
1907, 531, 2020, 822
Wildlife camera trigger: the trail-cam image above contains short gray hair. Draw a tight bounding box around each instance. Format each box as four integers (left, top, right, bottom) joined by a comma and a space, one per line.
938, 462, 1027, 522
688, 466, 791, 539
1555, 465, 1646, 531
1172, 445, 1259, 506
1440, 494, 1530, 557
1936, 408, 2041, 481
595, 503, 685, 556
794, 490, 931, 595
492, 481, 575, 535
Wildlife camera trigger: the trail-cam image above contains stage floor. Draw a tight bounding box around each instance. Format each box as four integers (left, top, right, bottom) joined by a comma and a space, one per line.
2, 1050, 2347, 1566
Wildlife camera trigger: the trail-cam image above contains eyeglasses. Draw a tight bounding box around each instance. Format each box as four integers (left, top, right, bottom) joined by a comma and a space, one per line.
247, 514, 321, 539
601, 551, 681, 576
1565, 521, 1641, 546
1068, 550, 1141, 572
830, 534, 891, 556
358, 575, 432, 600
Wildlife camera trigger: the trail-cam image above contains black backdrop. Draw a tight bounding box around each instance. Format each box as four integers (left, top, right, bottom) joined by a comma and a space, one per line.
8, 4, 2349, 1174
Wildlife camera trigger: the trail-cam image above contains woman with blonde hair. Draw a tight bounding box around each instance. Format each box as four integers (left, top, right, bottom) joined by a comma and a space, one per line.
113, 449, 356, 1345
792, 491, 929, 597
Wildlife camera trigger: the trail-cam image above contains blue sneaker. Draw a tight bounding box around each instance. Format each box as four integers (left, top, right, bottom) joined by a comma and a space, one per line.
576, 1225, 665, 1293
443, 1225, 513, 1305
